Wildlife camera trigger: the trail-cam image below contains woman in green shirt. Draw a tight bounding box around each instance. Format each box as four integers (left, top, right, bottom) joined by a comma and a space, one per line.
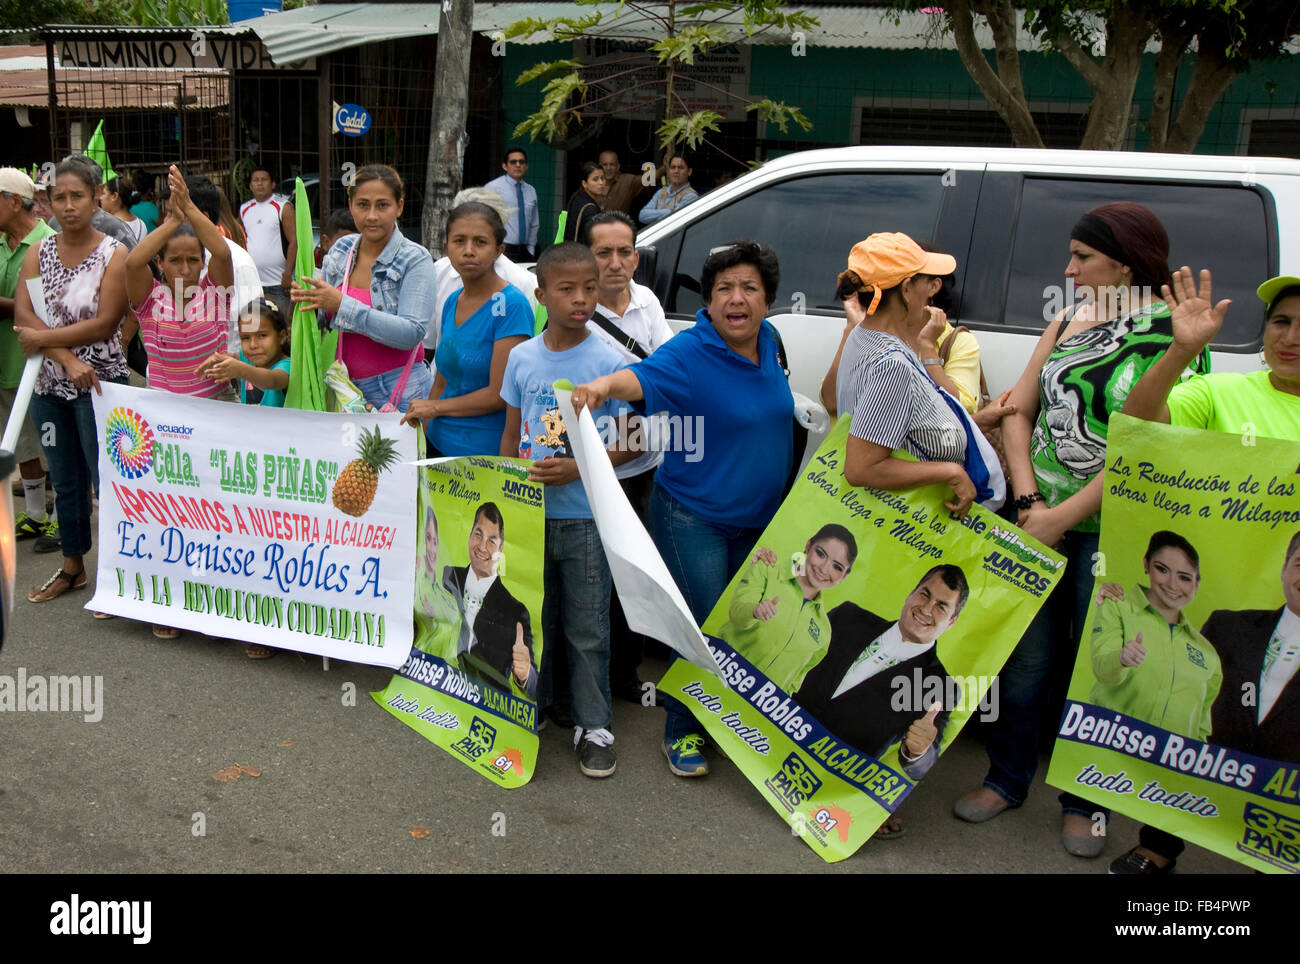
1110, 271, 1299, 874
716, 524, 857, 693
1123, 269, 1300, 440
414, 505, 464, 660
1089, 531, 1221, 740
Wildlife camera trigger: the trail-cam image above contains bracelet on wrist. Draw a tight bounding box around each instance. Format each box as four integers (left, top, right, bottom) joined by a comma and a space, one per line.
921, 357, 943, 367
1012, 492, 1046, 512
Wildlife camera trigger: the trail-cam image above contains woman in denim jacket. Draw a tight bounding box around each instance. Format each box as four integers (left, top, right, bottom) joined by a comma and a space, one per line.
292, 164, 435, 411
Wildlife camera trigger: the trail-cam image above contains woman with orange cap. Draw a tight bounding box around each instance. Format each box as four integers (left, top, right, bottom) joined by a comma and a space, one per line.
821, 232, 1007, 517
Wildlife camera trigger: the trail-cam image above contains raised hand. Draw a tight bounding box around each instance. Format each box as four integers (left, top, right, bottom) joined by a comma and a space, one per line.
167, 165, 193, 221
918, 306, 947, 353
751, 547, 778, 567
1163, 267, 1230, 353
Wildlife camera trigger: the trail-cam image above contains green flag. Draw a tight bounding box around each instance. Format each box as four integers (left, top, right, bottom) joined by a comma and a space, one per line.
84, 120, 115, 182
284, 177, 337, 411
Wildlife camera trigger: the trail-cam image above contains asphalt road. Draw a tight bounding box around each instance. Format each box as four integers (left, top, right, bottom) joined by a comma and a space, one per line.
1, 509, 1245, 875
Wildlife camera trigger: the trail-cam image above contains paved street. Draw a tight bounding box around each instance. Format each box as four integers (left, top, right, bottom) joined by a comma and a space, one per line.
1, 510, 1245, 875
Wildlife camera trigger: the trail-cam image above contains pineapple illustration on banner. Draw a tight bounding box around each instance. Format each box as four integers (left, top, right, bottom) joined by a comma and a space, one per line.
88, 384, 419, 668
333, 425, 399, 517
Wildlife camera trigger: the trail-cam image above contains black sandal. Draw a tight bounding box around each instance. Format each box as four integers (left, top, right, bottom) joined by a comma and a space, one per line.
28, 567, 87, 603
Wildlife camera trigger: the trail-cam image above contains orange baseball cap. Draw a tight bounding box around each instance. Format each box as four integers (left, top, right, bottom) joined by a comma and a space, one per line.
838, 233, 957, 315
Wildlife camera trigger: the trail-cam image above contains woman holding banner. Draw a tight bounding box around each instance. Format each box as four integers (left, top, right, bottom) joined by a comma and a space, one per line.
820, 233, 1007, 516
291, 164, 435, 413
570, 240, 793, 778
13, 155, 130, 603
1105, 271, 1300, 874
954, 202, 1209, 860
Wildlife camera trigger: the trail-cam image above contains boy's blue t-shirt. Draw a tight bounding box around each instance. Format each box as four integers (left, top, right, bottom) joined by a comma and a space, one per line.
500, 332, 629, 519
238, 354, 291, 407
428, 283, 534, 456
629, 309, 793, 529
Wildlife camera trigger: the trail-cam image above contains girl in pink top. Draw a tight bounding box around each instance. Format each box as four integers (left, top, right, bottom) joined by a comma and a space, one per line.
125, 166, 234, 401
123, 167, 233, 641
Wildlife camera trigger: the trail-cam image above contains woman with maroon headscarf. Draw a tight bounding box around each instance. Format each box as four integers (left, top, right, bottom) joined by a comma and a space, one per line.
951, 202, 1210, 860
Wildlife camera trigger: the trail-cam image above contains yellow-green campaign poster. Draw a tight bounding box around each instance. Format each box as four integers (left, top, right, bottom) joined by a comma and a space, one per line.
1047, 414, 1300, 873
373, 457, 545, 787
660, 418, 1062, 861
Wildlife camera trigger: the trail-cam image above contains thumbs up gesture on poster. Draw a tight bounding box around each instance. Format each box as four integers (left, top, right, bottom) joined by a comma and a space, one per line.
904, 703, 941, 758
512, 622, 531, 685
753, 597, 780, 621
1120, 632, 1147, 668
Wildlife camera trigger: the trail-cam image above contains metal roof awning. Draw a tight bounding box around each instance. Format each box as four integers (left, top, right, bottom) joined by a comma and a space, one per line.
39, 4, 1053, 67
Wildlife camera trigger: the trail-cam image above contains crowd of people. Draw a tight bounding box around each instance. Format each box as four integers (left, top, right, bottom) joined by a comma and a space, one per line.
2, 146, 1298, 873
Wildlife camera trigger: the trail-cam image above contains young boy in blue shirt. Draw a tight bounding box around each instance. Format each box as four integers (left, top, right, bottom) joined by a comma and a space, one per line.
500, 242, 636, 777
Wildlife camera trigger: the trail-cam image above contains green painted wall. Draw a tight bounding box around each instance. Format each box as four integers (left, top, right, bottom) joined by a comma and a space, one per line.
501, 38, 1298, 232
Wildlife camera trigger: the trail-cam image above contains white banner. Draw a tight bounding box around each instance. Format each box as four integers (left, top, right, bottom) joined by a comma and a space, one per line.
556, 386, 725, 679
88, 384, 417, 667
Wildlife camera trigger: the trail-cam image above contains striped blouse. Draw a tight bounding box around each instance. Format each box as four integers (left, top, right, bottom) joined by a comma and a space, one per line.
134, 276, 230, 398
835, 326, 967, 463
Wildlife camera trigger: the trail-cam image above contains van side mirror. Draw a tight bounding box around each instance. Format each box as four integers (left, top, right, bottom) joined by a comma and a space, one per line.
634, 245, 656, 287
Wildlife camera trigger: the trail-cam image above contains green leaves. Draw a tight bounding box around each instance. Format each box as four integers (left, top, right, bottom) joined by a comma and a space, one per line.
512, 71, 588, 141
656, 110, 725, 150
504, 13, 604, 42
651, 24, 729, 64
745, 98, 813, 133
514, 59, 585, 86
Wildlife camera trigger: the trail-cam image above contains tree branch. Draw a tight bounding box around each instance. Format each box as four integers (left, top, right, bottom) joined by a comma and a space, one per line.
1148, 21, 1193, 152
947, 0, 1043, 147
978, 0, 1026, 104
1052, 27, 1106, 88
1164, 47, 1239, 153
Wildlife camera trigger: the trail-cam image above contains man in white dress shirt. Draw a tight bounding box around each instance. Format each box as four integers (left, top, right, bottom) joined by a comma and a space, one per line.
584, 209, 675, 701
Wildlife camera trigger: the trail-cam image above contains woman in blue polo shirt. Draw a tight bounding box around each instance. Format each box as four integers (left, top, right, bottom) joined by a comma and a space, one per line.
571, 239, 793, 778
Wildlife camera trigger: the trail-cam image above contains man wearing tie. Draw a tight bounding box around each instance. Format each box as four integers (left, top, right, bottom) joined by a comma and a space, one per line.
487, 148, 539, 262
795, 564, 969, 782
1208, 530, 1300, 763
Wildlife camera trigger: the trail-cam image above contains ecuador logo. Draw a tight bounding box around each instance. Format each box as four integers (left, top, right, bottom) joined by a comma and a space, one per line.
105, 407, 154, 479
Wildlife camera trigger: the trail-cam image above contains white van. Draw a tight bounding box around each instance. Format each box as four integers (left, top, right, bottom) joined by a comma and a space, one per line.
633, 146, 1300, 409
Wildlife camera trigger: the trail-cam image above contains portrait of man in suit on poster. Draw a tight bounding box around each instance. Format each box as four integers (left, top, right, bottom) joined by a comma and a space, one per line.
796, 564, 970, 781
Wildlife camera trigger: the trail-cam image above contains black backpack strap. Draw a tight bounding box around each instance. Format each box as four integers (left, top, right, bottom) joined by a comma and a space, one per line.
590, 307, 649, 360
769, 323, 791, 378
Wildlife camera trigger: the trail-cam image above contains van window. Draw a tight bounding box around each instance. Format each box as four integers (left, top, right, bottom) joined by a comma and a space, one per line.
1004, 178, 1272, 350
666, 172, 946, 316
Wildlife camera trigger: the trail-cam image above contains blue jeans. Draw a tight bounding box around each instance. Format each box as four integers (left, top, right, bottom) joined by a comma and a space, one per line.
353, 361, 433, 413
649, 484, 765, 744
29, 385, 123, 559
983, 529, 1100, 813
540, 518, 613, 731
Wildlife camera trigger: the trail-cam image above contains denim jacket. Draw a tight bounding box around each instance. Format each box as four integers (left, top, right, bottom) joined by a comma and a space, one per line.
320, 226, 435, 350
